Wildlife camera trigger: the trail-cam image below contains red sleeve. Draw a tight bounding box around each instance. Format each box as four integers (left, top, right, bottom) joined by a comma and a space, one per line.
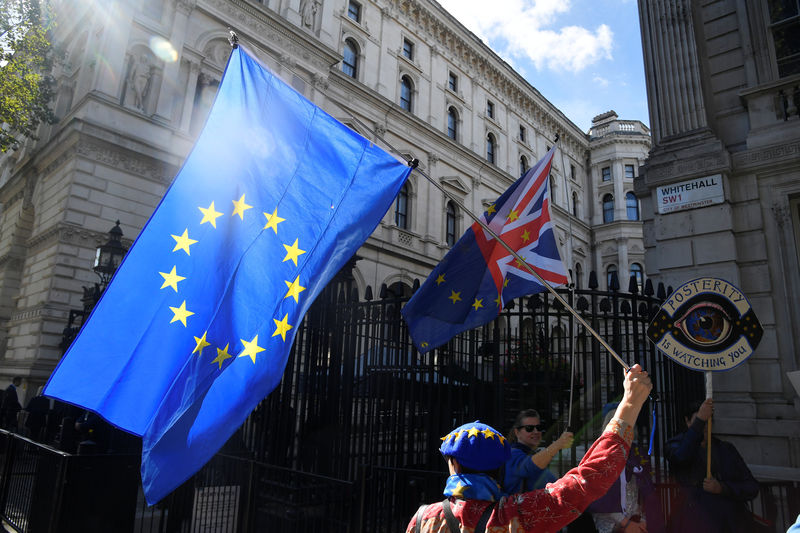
495, 432, 630, 533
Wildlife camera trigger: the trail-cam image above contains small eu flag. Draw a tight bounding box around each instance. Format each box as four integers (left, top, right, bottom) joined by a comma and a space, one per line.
44, 46, 410, 503
402, 145, 567, 353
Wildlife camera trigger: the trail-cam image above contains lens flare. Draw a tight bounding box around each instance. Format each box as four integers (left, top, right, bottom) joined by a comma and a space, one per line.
149, 36, 178, 63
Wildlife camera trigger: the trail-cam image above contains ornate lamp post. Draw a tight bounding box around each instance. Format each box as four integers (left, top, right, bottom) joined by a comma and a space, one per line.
93, 220, 127, 287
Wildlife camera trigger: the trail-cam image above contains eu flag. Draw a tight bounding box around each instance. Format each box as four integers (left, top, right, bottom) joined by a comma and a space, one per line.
402, 145, 567, 353
44, 46, 410, 503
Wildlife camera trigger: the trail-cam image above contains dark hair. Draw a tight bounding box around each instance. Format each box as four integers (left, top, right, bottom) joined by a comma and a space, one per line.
507, 409, 541, 442
682, 400, 704, 421
12, 377, 22, 386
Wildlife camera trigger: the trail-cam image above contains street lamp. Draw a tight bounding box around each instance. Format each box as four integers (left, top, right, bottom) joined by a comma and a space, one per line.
93, 220, 127, 286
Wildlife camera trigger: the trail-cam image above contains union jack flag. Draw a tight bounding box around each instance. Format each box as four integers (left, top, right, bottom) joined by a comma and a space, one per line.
402, 145, 568, 354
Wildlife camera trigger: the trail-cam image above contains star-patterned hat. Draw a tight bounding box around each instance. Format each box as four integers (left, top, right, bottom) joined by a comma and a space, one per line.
439, 420, 511, 471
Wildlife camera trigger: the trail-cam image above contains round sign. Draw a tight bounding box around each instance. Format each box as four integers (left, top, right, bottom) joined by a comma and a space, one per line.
646, 277, 762, 371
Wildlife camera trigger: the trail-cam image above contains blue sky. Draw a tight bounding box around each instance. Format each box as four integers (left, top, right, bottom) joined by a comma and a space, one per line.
435, 0, 649, 133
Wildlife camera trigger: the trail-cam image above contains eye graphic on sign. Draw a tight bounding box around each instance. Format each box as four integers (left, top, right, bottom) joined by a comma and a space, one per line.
646, 277, 763, 372
673, 302, 732, 347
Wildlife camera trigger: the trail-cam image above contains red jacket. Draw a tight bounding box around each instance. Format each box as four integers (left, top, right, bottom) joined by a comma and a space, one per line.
406, 431, 630, 533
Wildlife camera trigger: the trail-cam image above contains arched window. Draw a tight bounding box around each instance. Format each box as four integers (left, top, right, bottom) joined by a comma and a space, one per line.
446, 201, 457, 246
447, 107, 458, 140
572, 191, 578, 217
395, 183, 409, 229
575, 263, 583, 289
400, 76, 413, 111
630, 263, 643, 292
486, 133, 496, 164
602, 193, 614, 223
520, 155, 528, 177
342, 39, 358, 78
607, 264, 618, 290
626, 191, 639, 220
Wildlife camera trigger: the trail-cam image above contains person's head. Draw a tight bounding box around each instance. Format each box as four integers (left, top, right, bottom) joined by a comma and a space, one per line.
12, 377, 22, 387
508, 409, 543, 448
683, 400, 704, 427
440, 421, 510, 480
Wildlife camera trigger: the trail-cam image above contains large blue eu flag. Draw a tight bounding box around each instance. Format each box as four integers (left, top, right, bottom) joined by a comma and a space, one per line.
402, 145, 567, 353
44, 46, 410, 503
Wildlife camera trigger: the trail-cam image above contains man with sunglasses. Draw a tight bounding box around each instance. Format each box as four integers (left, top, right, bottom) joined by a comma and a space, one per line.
503, 410, 574, 494
407, 364, 652, 533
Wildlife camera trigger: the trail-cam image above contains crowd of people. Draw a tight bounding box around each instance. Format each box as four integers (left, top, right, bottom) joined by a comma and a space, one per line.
407, 364, 776, 533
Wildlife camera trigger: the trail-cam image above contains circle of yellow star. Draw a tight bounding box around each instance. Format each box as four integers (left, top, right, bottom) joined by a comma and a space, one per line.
192, 331, 211, 356
435, 274, 446, 285
171, 229, 197, 256
284, 276, 306, 303
472, 298, 484, 310
263, 208, 285, 233
238, 334, 266, 364
169, 300, 194, 327
211, 343, 232, 369
231, 194, 253, 219
282, 239, 306, 266
272, 314, 293, 341
448, 290, 462, 304
482, 428, 496, 440
199, 201, 223, 228
467, 427, 481, 438
159, 265, 186, 292
486, 203, 497, 215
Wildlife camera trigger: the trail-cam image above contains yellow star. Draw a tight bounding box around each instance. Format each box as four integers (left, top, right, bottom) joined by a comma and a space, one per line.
435, 274, 446, 285
521, 229, 531, 242
503, 278, 509, 287
192, 331, 211, 357
482, 428, 496, 440
467, 427, 481, 438
448, 290, 462, 304
159, 265, 186, 292
263, 208, 285, 233
284, 276, 306, 303
451, 481, 469, 499
169, 300, 194, 327
421, 341, 429, 348
211, 343, 232, 369
199, 201, 223, 228
486, 203, 497, 215
472, 298, 484, 310
494, 294, 502, 307
507, 210, 519, 222
272, 314, 293, 341
497, 434, 506, 445
231, 194, 253, 219
282, 239, 306, 266
171, 229, 197, 256
238, 334, 266, 364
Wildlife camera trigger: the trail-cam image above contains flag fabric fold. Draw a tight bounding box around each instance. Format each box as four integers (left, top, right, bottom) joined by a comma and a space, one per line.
402, 145, 567, 353
44, 46, 410, 503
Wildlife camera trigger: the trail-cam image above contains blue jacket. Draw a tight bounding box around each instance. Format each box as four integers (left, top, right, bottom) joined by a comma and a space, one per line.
502, 442, 556, 494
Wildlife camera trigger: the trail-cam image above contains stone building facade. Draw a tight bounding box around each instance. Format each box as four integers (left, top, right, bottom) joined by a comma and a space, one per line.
637, 0, 800, 479
0, 0, 649, 404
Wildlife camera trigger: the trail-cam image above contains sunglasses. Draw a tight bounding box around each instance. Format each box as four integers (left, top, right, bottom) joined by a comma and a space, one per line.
516, 424, 544, 432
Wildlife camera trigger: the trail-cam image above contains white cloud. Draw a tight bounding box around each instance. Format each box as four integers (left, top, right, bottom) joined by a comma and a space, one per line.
593, 75, 610, 87
436, 0, 613, 73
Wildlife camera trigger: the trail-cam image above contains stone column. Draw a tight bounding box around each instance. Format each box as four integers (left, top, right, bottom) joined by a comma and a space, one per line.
155, 0, 195, 121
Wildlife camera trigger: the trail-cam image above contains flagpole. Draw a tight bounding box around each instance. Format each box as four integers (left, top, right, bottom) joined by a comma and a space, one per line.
348, 118, 631, 371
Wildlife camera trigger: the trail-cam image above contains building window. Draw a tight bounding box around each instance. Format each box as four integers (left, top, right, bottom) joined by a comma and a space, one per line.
626, 192, 639, 220
607, 264, 618, 290
519, 125, 526, 142
347, 0, 361, 22
448, 72, 458, 91
446, 201, 457, 246
486, 133, 496, 164
602, 166, 611, 182
767, 1, 800, 77
570, 164, 576, 181
447, 107, 458, 140
572, 191, 578, 217
625, 164, 635, 179
575, 263, 583, 289
520, 155, 528, 177
486, 100, 494, 119
342, 39, 358, 78
400, 76, 413, 111
603, 193, 614, 223
402, 38, 414, 60
630, 263, 643, 292
395, 183, 409, 229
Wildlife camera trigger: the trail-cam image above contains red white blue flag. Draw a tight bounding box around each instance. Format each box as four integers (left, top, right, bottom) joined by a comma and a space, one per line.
402, 145, 568, 353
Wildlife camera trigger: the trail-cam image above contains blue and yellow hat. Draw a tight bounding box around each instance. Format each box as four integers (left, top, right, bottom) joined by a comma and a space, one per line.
439, 421, 511, 471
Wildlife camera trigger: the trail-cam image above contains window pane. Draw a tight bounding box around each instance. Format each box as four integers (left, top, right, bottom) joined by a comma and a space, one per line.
447, 108, 457, 140
446, 202, 456, 246
448, 72, 457, 91
625, 164, 635, 179
626, 192, 639, 220
520, 155, 527, 177
519, 125, 526, 142
630, 263, 643, 291
773, 19, 800, 77
400, 77, 412, 111
603, 194, 614, 222
347, 1, 361, 21
403, 39, 414, 60
487, 101, 494, 118
487, 135, 495, 164
607, 265, 618, 289
602, 167, 611, 181
342, 41, 357, 78
395, 185, 408, 228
